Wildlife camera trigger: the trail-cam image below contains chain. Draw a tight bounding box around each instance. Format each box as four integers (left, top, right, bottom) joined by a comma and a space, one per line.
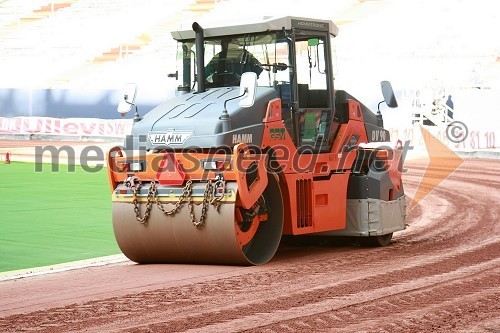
131, 179, 156, 224
210, 179, 225, 211
189, 180, 212, 228
127, 177, 225, 227
156, 180, 193, 215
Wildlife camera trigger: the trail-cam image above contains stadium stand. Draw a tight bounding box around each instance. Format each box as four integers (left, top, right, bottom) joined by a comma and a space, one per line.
0, 0, 223, 90
0, 0, 223, 123
0, 0, 498, 126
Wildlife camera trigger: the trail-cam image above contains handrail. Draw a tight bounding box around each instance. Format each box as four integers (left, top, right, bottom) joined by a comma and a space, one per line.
412, 100, 455, 127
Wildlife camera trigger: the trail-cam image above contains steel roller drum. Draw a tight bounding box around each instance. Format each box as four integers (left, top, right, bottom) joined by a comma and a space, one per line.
112, 177, 283, 265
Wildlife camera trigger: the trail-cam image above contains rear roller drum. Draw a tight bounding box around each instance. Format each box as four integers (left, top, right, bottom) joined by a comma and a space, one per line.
357, 233, 393, 247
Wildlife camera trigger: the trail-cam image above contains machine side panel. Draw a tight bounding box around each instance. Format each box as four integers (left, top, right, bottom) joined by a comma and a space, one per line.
347, 172, 405, 201
310, 173, 349, 233
314, 196, 406, 236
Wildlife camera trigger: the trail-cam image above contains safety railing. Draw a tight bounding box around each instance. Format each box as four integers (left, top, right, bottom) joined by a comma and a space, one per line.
412, 101, 455, 127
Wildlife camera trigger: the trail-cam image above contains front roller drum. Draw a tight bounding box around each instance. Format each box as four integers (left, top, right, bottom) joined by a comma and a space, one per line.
112, 175, 283, 265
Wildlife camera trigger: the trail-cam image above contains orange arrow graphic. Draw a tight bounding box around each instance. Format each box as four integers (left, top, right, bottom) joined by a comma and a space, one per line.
410, 126, 464, 209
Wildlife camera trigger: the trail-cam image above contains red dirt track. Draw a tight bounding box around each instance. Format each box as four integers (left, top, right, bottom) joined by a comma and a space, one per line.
0, 158, 499, 332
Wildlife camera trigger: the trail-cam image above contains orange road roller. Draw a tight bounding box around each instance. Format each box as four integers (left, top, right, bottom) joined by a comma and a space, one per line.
108, 16, 407, 265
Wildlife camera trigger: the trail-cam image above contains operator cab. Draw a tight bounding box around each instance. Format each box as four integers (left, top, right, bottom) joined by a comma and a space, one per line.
171, 16, 339, 153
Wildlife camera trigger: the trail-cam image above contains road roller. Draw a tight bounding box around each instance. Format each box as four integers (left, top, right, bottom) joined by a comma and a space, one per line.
108, 16, 407, 265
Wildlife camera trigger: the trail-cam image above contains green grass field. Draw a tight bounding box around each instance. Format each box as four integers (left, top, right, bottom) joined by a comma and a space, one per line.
0, 162, 120, 272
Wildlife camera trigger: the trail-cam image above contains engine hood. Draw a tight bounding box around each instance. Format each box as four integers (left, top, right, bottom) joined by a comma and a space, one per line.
127, 86, 276, 150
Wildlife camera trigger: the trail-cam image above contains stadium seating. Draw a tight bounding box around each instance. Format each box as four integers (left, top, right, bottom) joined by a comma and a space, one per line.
0, 0, 222, 89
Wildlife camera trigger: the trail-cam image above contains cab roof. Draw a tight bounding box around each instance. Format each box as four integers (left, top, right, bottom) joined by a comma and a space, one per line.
171, 16, 339, 40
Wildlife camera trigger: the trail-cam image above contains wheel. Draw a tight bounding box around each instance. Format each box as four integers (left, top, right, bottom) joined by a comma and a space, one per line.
234, 172, 284, 265
358, 233, 393, 247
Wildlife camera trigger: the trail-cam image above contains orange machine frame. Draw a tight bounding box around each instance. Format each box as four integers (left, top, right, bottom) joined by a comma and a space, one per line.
108, 97, 379, 236
259, 98, 368, 235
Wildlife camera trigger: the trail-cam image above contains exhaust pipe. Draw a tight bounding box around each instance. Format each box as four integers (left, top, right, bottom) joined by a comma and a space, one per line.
192, 22, 205, 93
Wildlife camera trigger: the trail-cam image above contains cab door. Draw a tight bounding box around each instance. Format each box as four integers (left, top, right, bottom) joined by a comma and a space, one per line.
291, 31, 336, 153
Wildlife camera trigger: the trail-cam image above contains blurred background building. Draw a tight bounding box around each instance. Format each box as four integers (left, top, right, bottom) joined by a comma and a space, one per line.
0, 0, 498, 139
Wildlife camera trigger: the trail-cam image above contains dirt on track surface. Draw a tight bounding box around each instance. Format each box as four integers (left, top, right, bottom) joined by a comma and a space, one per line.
0, 158, 499, 333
